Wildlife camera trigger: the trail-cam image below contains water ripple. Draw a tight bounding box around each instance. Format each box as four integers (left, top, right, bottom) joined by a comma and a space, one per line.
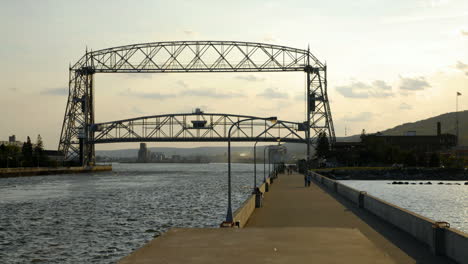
0, 163, 262, 264
341, 180, 468, 233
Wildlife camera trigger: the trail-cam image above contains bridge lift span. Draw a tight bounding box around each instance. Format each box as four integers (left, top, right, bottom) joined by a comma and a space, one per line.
58, 41, 335, 165
91, 112, 306, 144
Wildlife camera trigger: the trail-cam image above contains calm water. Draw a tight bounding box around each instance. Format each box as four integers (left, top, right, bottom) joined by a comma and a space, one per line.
0, 163, 266, 264
340, 180, 468, 233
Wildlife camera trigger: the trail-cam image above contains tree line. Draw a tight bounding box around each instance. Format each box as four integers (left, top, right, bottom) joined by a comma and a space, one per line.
0, 135, 52, 168
299, 132, 465, 169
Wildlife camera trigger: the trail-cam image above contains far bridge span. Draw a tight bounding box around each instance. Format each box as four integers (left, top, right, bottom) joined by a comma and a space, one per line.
91, 112, 306, 144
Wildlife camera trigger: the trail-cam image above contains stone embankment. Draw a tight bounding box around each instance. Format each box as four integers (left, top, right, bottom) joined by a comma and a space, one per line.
316, 167, 468, 181
0, 165, 112, 178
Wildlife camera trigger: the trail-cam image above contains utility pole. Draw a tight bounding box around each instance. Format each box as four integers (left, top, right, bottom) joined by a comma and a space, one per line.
456, 92, 461, 146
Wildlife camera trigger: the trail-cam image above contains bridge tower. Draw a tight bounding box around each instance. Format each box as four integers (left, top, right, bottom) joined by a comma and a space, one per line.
305, 49, 335, 160
59, 52, 96, 165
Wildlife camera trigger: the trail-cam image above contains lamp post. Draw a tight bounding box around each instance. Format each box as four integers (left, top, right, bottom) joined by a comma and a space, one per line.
268, 141, 284, 181
225, 116, 277, 224
253, 141, 259, 193
257, 137, 280, 193
456, 92, 461, 146
268, 148, 272, 180
274, 140, 283, 179
263, 145, 273, 185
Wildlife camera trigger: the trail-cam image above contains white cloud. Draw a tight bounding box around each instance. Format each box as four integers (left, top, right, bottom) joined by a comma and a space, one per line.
455, 61, 468, 76
235, 75, 265, 82
257, 88, 289, 99
120, 88, 177, 100
399, 103, 413, 110
262, 34, 278, 42
177, 80, 189, 88
342, 112, 373, 122
183, 88, 246, 99
40, 87, 68, 96
399, 76, 431, 91
336, 80, 393, 98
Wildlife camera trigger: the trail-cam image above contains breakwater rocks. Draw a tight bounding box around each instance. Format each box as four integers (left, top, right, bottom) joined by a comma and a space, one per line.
389, 181, 468, 185
317, 168, 468, 181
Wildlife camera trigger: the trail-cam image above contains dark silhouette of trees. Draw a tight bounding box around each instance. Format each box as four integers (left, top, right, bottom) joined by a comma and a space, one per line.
0, 144, 21, 168
34, 134, 46, 167
21, 137, 34, 167
429, 153, 440, 167
315, 132, 330, 159
0, 135, 52, 168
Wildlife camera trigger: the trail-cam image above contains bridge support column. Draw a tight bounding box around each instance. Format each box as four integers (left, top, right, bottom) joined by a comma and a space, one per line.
59, 60, 95, 166
82, 71, 95, 166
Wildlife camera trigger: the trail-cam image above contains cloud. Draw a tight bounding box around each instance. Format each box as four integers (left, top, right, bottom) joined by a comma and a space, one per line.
385, 13, 466, 24
125, 73, 153, 79
399, 76, 431, 91
121, 87, 245, 100
294, 93, 305, 101
182, 88, 246, 99
342, 112, 373, 122
131, 106, 144, 114
455, 61, 468, 76
120, 89, 177, 100
336, 80, 393, 98
176, 80, 189, 88
40, 87, 68, 96
456, 61, 467, 70
257, 88, 289, 99
234, 75, 265, 82
183, 30, 195, 35
182, 30, 200, 38
262, 34, 278, 42
399, 103, 413, 110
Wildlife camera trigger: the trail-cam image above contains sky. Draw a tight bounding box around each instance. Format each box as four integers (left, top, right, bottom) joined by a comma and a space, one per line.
0, 0, 467, 150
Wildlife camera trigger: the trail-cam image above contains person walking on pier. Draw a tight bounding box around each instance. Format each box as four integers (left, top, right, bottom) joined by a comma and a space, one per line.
307, 174, 311, 187
304, 174, 308, 187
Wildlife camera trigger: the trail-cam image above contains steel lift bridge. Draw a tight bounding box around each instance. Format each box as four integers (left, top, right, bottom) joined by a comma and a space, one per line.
58, 41, 335, 166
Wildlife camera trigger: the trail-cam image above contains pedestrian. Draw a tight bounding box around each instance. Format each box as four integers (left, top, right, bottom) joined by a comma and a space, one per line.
307, 174, 311, 187
304, 174, 307, 187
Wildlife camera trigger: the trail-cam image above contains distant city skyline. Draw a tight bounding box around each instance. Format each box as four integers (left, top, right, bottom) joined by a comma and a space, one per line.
1, 0, 466, 150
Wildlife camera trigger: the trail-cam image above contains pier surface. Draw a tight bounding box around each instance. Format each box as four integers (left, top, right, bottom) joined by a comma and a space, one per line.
246, 173, 454, 263
119, 173, 456, 263
120, 227, 393, 264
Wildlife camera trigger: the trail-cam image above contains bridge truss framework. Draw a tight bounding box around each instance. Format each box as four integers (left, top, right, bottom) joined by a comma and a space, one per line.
59, 41, 335, 165
92, 113, 306, 144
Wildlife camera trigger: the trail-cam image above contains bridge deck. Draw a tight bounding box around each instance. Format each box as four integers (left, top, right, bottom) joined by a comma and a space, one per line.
246, 173, 455, 263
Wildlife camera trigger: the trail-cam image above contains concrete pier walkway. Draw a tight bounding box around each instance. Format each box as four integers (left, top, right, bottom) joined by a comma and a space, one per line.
119, 173, 457, 263
246, 173, 455, 263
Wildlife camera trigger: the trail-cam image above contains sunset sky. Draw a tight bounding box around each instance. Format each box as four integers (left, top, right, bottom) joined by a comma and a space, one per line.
1, 0, 467, 150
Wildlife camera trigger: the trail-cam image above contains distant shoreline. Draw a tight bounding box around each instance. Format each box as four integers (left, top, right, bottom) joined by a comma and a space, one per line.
0, 165, 112, 178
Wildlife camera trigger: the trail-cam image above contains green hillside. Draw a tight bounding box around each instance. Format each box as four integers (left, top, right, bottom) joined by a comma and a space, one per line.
381, 110, 468, 146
